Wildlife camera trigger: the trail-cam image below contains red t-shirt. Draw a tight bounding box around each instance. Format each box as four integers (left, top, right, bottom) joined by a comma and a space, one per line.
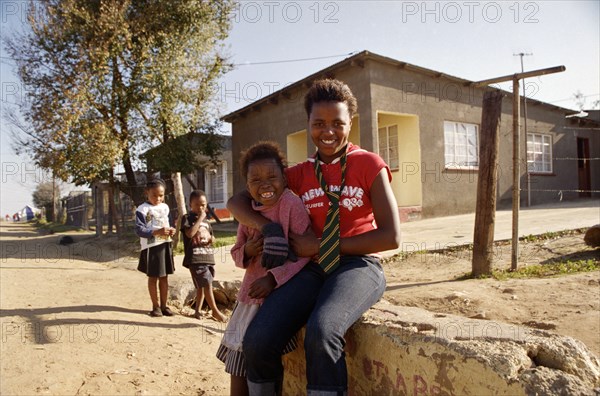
286, 143, 391, 239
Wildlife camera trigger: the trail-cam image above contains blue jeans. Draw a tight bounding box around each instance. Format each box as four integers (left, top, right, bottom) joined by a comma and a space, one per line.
243, 255, 386, 395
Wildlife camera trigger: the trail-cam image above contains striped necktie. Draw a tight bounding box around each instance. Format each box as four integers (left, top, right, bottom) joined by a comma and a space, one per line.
313, 148, 347, 274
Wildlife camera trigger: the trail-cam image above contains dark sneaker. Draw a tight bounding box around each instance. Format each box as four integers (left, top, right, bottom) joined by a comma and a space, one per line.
161, 307, 174, 316
150, 307, 163, 317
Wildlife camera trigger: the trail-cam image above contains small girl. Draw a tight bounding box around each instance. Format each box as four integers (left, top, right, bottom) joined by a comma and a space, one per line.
216, 142, 311, 396
135, 178, 176, 317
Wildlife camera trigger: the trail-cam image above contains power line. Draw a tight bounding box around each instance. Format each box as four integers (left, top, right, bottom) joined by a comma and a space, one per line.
0, 56, 18, 64
549, 93, 600, 103
0, 58, 16, 65
0, 98, 23, 106
2, 53, 356, 70
231, 52, 357, 66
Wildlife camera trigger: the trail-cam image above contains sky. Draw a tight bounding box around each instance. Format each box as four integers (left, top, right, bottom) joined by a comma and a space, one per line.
1, 0, 599, 217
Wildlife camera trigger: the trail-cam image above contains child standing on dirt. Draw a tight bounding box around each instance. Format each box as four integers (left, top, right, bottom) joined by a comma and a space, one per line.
180, 190, 227, 322
216, 142, 311, 396
135, 178, 176, 317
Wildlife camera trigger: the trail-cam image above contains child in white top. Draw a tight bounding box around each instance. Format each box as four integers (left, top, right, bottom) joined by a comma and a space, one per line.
135, 178, 176, 317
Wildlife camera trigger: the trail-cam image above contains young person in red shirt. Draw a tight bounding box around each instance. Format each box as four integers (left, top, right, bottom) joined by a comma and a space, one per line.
227, 79, 401, 395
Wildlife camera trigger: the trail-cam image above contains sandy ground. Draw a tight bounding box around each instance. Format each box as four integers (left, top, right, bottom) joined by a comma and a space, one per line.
1, 222, 598, 395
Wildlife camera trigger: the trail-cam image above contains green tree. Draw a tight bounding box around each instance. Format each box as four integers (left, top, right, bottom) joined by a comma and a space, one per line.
5, 0, 234, 209
32, 182, 60, 222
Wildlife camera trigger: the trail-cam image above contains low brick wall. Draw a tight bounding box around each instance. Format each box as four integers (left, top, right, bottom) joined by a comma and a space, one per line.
282, 301, 600, 395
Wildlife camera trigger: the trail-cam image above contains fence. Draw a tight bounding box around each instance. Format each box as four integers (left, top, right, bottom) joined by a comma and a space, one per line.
58, 185, 138, 234
62, 191, 91, 228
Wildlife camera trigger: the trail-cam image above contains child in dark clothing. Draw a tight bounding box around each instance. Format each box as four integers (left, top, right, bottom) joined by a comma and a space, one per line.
180, 190, 226, 322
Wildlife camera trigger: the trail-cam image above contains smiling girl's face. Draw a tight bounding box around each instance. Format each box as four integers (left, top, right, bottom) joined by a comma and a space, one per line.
246, 158, 286, 207
146, 185, 165, 206
309, 101, 352, 164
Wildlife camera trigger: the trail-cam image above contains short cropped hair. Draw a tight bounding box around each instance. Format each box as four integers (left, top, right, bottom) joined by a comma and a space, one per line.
189, 190, 207, 202
239, 141, 287, 180
303, 79, 358, 119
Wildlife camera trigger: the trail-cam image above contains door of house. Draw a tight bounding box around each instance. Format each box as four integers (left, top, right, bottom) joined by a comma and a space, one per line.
577, 137, 591, 198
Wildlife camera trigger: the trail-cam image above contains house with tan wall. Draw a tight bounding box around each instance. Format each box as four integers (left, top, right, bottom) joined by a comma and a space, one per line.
223, 51, 599, 220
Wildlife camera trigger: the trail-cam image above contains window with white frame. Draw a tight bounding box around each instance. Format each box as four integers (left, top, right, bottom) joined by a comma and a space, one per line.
444, 121, 479, 168
527, 133, 552, 173
377, 125, 399, 170
206, 162, 226, 203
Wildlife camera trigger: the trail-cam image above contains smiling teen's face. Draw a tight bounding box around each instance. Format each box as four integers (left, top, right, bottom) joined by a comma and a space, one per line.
246, 158, 286, 207
147, 186, 165, 206
309, 101, 352, 163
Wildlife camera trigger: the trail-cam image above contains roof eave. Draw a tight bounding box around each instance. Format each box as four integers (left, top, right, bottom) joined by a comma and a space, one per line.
221, 50, 576, 122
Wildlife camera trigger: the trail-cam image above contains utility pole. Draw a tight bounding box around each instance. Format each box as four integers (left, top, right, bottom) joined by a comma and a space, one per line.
473, 65, 565, 271
52, 170, 57, 222
514, 52, 533, 207
472, 90, 504, 276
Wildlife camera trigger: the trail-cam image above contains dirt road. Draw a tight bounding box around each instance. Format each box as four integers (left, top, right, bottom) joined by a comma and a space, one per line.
1, 222, 231, 395
1, 222, 598, 395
